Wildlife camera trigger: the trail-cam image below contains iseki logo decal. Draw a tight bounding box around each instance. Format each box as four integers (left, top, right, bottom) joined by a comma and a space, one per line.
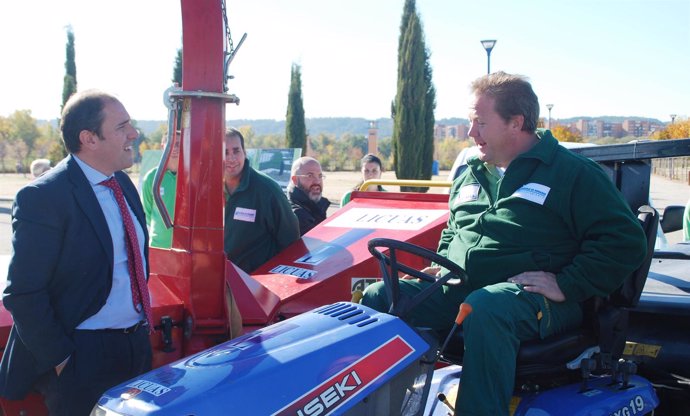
273, 336, 415, 415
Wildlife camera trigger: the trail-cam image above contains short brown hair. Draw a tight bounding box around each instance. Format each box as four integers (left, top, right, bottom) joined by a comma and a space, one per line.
471, 71, 539, 132
61, 90, 119, 153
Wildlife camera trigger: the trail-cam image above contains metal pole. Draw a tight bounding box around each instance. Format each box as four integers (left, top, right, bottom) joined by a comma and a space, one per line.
480, 40, 496, 75
546, 104, 554, 130
487, 50, 491, 75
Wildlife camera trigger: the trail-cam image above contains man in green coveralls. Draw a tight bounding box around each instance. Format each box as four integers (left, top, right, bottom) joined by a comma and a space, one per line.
141, 132, 179, 248
223, 127, 300, 273
361, 72, 647, 415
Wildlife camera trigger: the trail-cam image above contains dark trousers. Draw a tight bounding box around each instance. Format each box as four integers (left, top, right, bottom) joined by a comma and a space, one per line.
34, 325, 152, 416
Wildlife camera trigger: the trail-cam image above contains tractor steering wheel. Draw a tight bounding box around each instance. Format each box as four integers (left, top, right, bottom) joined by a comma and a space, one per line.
367, 238, 467, 319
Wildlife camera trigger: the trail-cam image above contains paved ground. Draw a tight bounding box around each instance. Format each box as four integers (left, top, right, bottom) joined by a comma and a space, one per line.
0, 172, 688, 255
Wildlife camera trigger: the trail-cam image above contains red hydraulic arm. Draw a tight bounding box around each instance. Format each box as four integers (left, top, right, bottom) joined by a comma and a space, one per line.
149, 0, 242, 357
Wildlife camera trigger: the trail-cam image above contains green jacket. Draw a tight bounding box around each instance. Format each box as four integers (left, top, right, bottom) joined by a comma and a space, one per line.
440, 130, 646, 302
142, 167, 177, 248
224, 161, 300, 273
683, 199, 690, 241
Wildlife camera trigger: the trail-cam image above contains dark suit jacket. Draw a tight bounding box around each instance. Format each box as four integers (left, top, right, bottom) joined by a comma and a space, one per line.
0, 155, 149, 400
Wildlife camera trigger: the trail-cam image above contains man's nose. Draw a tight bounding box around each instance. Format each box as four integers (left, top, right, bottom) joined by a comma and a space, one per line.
468, 123, 479, 138
128, 128, 140, 140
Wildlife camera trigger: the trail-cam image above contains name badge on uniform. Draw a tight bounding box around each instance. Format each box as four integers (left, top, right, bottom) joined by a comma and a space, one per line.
455, 184, 480, 205
513, 183, 550, 205
234, 207, 257, 222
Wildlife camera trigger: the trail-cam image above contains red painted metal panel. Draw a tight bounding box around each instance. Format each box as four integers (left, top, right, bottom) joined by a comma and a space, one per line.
231, 191, 450, 325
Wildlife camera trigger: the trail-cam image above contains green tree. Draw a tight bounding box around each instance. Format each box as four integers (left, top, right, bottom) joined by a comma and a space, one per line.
8, 110, 40, 169
60, 27, 78, 158
392, 0, 435, 192
173, 48, 183, 85
0, 116, 10, 172
171, 48, 183, 129
285, 63, 306, 155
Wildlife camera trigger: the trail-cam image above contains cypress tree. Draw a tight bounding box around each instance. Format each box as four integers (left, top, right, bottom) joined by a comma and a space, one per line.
285, 63, 307, 156
173, 48, 183, 86
61, 27, 77, 110
392, 0, 435, 192
57, 27, 78, 158
172, 48, 183, 128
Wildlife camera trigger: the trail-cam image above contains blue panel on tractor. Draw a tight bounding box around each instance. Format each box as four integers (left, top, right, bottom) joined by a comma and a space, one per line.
95, 302, 430, 415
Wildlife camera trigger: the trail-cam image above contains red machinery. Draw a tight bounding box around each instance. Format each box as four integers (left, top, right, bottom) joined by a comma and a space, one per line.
0, 1, 449, 414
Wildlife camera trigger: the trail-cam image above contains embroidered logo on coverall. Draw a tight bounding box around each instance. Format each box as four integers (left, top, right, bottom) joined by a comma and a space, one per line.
512, 183, 550, 205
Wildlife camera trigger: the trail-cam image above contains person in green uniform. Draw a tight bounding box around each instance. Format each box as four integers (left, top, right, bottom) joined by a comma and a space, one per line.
360, 71, 647, 416
340, 153, 386, 206
223, 128, 300, 273
142, 131, 179, 248
683, 199, 690, 241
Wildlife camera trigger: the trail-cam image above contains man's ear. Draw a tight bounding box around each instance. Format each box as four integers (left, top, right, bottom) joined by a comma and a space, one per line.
79, 130, 98, 150
510, 115, 525, 131
290, 175, 298, 186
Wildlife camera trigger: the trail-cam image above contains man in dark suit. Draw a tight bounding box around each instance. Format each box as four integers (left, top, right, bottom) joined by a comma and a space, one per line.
0, 90, 153, 415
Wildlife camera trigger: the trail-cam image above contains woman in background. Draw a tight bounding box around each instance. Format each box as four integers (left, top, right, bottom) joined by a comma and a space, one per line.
340, 153, 385, 206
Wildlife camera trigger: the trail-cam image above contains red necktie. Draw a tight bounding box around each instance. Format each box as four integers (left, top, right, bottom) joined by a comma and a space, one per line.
101, 177, 153, 330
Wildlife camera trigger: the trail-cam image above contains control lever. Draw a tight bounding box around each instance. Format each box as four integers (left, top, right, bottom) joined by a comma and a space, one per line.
160, 316, 176, 353
579, 357, 597, 392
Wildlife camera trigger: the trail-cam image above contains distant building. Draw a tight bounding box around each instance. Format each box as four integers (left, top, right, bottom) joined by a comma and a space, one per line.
622, 120, 664, 137
434, 123, 469, 140
568, 118, 661, 138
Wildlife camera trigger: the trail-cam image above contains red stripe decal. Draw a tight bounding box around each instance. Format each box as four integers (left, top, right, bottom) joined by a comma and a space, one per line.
274, 335, 415, 415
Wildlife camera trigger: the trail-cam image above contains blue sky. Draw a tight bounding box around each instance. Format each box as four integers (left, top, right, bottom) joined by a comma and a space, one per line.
0, 0, 688, 123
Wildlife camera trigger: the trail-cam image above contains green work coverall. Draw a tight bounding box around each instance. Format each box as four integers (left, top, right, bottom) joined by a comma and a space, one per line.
224, 160, 300, 273
361, 130, 647, 415
142, 167, 177, 248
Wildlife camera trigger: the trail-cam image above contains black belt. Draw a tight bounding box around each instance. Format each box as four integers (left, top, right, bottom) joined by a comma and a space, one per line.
101, 320, 148, 334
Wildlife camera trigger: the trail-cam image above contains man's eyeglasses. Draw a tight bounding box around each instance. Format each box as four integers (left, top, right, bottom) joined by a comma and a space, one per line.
295, 173, 326, 180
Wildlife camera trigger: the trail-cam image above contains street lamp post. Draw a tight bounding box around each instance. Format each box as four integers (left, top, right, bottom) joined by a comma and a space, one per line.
670, 114, 677, 124
480, 39, 496, 75
546, 104, 554, 130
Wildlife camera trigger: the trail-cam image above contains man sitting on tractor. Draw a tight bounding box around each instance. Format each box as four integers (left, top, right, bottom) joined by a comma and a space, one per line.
361, 71, 647, 415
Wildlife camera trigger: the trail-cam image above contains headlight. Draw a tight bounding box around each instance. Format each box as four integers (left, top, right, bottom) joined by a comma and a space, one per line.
89, 405, 124, 416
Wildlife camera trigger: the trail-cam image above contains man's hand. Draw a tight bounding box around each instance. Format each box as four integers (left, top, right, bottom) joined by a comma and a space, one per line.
508, 271, 565, 302
402, 266, 441, 280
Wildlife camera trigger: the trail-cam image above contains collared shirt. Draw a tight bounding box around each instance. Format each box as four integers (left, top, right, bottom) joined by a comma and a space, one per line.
73, 156, 145, 329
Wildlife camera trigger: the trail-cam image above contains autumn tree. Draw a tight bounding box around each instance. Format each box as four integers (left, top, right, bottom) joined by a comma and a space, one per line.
436, 137, 471, 170
0, 116, 9, 171
392, 0, 435, 192
8, 110, 40, 169
285, 63, 306, 156
551, 124, 583, 143
652, 118, 690, 140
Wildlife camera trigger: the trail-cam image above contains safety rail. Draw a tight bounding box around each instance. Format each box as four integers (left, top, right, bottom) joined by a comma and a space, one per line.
357, 179, 453, 191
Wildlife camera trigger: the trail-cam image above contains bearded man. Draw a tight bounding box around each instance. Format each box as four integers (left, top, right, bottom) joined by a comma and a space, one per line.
288, 157, 330, 235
